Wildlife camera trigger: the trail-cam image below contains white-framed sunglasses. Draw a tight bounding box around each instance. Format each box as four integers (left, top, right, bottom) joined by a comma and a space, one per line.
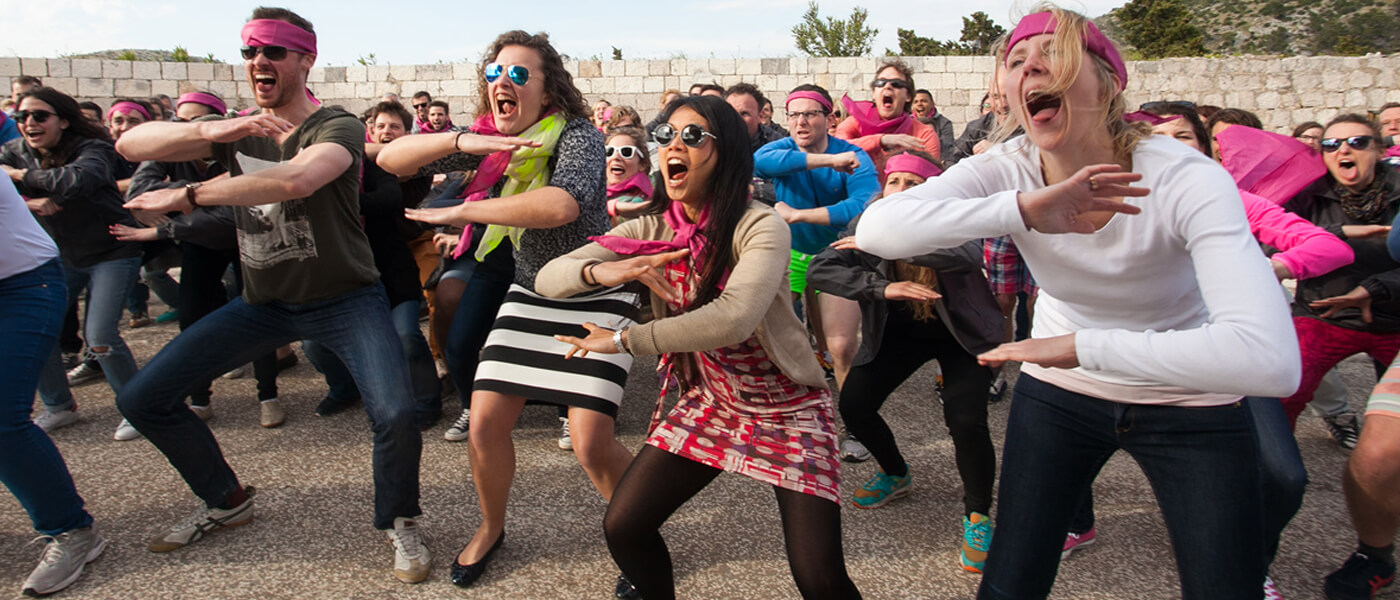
605, 145, 641, 160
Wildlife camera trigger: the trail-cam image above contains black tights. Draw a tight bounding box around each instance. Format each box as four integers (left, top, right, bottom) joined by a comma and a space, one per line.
604, 445, 861, 600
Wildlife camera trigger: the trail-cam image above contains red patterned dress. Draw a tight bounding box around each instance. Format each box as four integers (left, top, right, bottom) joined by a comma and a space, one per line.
646, 257, 842, 503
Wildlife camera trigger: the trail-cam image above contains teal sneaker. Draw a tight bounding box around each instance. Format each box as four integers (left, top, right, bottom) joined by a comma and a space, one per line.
850, 467, 911, 509
155, 310, 180, 324
960, 512, 993, 573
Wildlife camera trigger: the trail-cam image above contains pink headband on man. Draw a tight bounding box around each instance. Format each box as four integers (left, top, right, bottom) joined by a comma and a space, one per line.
177, 92, 227, 116
1006, 12, 1127, 92
785, 91, 833, 112
240, 19, 317, 56
106, 101, 152, 121
885, 153, 942, 179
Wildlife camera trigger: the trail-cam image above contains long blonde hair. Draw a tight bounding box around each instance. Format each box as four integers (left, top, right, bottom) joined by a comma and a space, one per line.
988, 3, 1151, 161
893, 261, 939, 321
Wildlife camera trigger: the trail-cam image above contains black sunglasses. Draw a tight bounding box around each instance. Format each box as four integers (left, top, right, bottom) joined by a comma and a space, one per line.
412, 103, 429, 109
871, 78, 910, 90
654, 123, 717, 148
1320, 136, 1375, 153
241, 45, 289, 61
605, 145, 640, 159
12, 109, 55, 124
1139, 100, 1196, 111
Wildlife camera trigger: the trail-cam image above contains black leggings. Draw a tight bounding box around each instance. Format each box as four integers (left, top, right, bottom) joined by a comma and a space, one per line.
604, 445, 861, 600
839, 307, 995, 516
179, 243, 279, 404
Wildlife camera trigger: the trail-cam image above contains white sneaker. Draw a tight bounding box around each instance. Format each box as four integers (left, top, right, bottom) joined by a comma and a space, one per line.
221, 365, 249, 380
259, 399, 285, 428
839, 431, 871, 462
558, 417, 573, 450
148, 487, 255, 552
444, 409, 470, 442
22, 526, 105, 596
34, 408, 80, 432
387, 517, 430, 583
189, 405, 214, 422
113, 419, 141, 441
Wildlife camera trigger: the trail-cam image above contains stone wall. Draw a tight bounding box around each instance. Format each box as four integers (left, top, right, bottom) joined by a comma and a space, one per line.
4, 54, 1398, 134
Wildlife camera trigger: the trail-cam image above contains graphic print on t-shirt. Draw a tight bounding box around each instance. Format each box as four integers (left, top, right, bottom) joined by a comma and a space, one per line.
234, 152, 318, 269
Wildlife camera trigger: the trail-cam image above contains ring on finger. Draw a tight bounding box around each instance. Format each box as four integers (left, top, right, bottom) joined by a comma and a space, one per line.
1088, 176, 1099, 192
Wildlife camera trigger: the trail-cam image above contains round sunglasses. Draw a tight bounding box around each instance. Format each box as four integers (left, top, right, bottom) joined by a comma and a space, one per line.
605, 145, 641, 160
654, 123, 717, 148
1320, 136, 1375, 153
485, 63, 530, 86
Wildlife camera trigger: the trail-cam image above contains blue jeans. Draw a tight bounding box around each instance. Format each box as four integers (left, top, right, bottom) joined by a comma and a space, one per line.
444, 262, 513, 409
115, 284, 422, 529
37, 255, 143, 412
1067, 396, 1307, 569
978, 375, 1263, 600
0, 259, 93, 535
304, 299, 442, 422
127, 267, 181, 316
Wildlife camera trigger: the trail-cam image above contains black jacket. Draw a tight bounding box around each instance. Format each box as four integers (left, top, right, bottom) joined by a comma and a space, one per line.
1, 136, 140, 267
808, 216, 1004, 365
361, 160, 425, 307
128, 159, 237, 251
918, 113, 955, 162
1285, 167, 1400, 332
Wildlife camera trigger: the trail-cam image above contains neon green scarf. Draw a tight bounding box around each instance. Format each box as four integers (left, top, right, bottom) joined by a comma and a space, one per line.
474, 112, 567, 261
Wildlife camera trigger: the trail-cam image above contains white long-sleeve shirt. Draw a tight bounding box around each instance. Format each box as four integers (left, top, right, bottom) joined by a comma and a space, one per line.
856, 135, 1300, 405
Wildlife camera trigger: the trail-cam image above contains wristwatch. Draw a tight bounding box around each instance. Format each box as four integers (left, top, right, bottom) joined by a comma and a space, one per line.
184, 182, 203, 209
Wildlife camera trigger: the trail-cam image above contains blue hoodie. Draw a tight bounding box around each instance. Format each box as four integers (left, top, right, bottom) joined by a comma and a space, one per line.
753, 136, 880, 254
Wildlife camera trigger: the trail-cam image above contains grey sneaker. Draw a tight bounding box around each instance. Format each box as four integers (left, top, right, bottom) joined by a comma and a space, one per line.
387, 517, 430, 583
65, 362, 102, 386
259, 399, 285, 428
34, 408, 79, 433
839, 431, 871, 462
113, 419, 141, 442
558, 417, 573, 451
148, 486, 255, 552
1323, 413, 1361, 451
444, 409, 470, 442
22, 526, 105, 597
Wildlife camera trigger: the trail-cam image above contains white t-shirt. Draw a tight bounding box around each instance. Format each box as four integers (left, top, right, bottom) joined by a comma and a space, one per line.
856, 135, 1300, 406
0, 178, 59, 280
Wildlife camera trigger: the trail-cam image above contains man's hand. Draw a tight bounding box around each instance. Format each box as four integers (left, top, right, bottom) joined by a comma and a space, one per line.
124, 187, 192, 216
820, 151, 860, 174
1342, 224, 1391, 239
198, 113, 296, 143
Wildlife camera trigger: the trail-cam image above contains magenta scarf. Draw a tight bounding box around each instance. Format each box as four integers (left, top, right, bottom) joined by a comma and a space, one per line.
416, 117, 453, 134
589, 200, 727, 288
448, 110, 557, 258
840, 94, 913, 137
606, 172, 653, 200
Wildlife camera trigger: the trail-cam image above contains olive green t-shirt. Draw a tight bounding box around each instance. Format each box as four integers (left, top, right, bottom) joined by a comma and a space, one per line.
209, 108, 378, 304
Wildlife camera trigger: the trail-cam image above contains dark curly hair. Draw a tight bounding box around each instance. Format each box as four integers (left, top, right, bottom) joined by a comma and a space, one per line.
17, 87, 114, 167
475, 31, 587, 122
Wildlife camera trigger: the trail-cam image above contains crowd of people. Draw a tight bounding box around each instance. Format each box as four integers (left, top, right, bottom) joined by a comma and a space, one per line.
3, 4, 1399, 599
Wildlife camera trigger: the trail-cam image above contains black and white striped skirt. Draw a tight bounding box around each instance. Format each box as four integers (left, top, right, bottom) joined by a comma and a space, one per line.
474, 284, 642, 417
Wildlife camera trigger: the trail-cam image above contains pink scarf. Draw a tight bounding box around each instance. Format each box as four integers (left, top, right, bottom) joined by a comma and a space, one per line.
606, 172, 653, 200
416, 117, 453, 134
448, 110, 556, 258
589, 200, 726, 288
840, 94, 913, 137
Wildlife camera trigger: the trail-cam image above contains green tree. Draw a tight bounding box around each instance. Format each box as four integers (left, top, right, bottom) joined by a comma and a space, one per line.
1113, 0, 1208, 58
890, 28, 958, 55
172, 46, 191, 62
612, 46, 623, 60
792, 2, 879, 57
959, 12, 1007, 55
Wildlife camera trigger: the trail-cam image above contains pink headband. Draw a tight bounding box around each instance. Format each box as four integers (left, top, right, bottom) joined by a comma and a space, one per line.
240, 19, 317, 56
1124, 111, 1181, 126
885, 153, 942, 180
106, 101, 152, 121
785, 91, 833, 112
177, 92, 227, 116
1006, 12, 1127, 92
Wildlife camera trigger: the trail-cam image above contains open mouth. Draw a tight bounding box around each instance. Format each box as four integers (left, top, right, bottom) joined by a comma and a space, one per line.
1025, 90, 1062, 123
608, 163, 626, 176
253, 72, 277, 95
664, 158, 689, 185
880, 94, 895, 111
1337, 157, 1358, 178
495, 95, 518, 118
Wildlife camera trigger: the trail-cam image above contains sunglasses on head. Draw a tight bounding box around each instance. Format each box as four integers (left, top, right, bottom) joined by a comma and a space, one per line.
12, 109, 55, 124
485, 63, 530, 86
241, 45, 289, 61
1139, 100, 1196, 111
1320, 136, 1375, 153
871, 78, 910, 90
654, 123, 717, 148
605, 145, 641, 159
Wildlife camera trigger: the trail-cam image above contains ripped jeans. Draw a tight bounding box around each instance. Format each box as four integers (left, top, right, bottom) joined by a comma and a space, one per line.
36, 255, 142, 413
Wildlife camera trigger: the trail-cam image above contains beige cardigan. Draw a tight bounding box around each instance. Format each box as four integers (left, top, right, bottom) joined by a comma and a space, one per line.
535, 204, 827, 388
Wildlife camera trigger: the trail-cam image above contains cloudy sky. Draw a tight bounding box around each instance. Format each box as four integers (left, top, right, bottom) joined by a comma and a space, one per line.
6, 0, 1125, 66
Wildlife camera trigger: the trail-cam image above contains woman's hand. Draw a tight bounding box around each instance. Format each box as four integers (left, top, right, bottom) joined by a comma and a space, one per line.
1016, 164, 1147, 234
452, 132, 541, 155
588, 249, 689, 304
555, 322, 622, 358
25, 197, 60, 216
1341, 224, 1391, 239
829, 236, 860, 251
977, 333, 1078, 369
109, 223, 160, 242
432, 231, 459, 256
3, 165, 27, 182
1311, 285, 1373, 323
125, 187, 191, 216
405, 204, 471, 228
880, 134, 923, 152
884, 281, 940, 302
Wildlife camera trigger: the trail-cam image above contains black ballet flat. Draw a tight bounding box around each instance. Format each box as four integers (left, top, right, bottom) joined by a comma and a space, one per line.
614, 573, 641, 599
450, 531, 505, 588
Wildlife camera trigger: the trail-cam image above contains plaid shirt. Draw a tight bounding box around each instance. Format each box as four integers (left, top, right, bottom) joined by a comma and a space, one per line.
984, 235, 1038, 295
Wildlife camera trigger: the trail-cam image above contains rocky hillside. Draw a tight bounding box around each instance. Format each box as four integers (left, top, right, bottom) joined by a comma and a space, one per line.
64, 49, 219, 63
1102, 0, 1399, 56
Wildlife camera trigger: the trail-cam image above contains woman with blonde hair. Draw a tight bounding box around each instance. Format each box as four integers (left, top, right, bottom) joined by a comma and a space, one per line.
856, 5, 1300, 598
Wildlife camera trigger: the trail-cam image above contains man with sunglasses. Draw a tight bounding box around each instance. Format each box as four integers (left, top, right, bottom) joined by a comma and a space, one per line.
755, 84, 878, 440
112, 6, 430, 585
409, 91, 432, 134
833, 60, 942, 174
